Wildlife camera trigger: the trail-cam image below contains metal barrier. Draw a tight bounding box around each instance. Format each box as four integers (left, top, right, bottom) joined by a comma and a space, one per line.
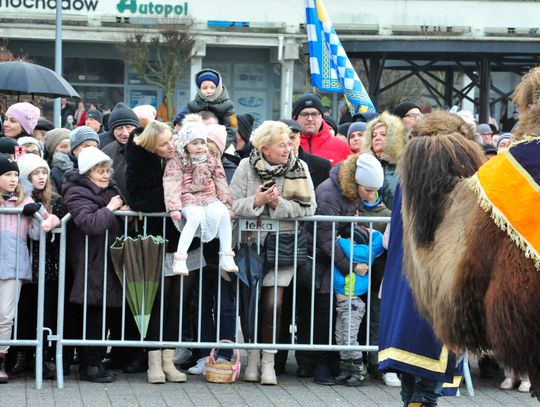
1, 209, 473, 395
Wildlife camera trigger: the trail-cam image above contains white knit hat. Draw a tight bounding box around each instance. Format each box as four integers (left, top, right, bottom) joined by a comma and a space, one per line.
355, 153, 384, 188
17, 136, 44, 158
206, 124, 227, 155
78, 146, 112, 175
179, 123, 207, 149
16, 152, 49, 178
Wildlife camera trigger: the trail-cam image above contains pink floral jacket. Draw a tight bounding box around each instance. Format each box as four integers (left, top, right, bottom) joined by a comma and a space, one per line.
163, 153, 232, 212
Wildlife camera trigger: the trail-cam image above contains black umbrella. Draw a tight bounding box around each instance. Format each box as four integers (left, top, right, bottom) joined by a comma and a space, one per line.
235, 242, 264, 342
0, 60, 80, 99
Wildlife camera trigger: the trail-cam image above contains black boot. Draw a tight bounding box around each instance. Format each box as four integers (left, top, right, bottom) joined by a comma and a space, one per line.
0, 353, 8, 384
314, 363, 336, 385
345, 359, 369, 387
79, 363, 116, 383
8, 351, 27, 376
335, 359, 352, 385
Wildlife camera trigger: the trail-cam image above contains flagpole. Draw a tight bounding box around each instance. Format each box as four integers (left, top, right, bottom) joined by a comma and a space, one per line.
53, 1, 62, 127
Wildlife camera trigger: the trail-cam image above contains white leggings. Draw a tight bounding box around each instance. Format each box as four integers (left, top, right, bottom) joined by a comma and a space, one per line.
177, 204, 232, 255
0, 279, 22, 353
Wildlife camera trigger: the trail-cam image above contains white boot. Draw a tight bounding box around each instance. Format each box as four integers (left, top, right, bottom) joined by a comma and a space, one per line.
260, 350, 277, 385
162, 349, 187, 382
173, 253, 189, 276
220, 251, 239, 273
147, 350, 166, 384
243, 349, 261, 382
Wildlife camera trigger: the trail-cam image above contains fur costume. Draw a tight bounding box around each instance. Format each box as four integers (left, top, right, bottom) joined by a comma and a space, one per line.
399, 67, 540, 400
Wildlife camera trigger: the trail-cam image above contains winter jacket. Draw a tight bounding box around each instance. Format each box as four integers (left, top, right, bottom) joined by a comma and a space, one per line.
361, 112, 407, 210
62, 170, 123, 307
0, 195, 41, 281
230, 157, 316, 240
297, 146, 331, 189
311, 154, 365, 293
163, 152, 232, 212
125, 132, 180, 253
102, 140, 128, 198
30, 193, 66, 283
300, 120, 351, 167
186, 69, 237, 148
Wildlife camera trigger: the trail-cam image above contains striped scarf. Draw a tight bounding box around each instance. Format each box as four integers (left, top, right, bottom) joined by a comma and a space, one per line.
469, 138, 540, 270
249, 148, 312, 207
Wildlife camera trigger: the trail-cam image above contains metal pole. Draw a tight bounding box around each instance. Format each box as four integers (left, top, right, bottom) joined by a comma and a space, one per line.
53, 2, 62, 127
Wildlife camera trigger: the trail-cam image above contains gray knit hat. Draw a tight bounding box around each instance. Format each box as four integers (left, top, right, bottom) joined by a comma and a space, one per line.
70, 126, 100, 152
355, 153, 384, 188
44, 128, 71, 155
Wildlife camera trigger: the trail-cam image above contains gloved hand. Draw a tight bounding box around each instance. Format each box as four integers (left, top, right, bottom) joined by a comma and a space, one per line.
22, 203, 42, 217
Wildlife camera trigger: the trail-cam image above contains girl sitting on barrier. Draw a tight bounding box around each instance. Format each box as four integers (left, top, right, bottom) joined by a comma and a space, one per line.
0, 154, 57, 384
163, 121, 237, 276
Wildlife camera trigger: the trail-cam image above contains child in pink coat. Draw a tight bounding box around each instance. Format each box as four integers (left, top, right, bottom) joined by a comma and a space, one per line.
163, 122, 238, 275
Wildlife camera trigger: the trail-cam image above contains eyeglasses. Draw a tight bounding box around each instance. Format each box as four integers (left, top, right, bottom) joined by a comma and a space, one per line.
404, 113, 422, 120
298, 112, 321, 119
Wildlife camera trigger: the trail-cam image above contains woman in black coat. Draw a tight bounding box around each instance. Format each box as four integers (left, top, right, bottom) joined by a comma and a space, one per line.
63, 146, 128, 383
125, 121, 193, 383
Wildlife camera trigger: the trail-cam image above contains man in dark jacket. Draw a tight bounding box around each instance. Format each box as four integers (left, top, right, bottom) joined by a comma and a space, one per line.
99, 103, 139, 149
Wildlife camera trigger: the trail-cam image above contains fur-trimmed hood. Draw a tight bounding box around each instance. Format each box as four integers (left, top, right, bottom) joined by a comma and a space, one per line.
362, 112, 406, 164
334, 154, 360, 203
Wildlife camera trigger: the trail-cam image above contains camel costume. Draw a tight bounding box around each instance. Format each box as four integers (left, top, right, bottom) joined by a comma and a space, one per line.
399, 67, 540, 400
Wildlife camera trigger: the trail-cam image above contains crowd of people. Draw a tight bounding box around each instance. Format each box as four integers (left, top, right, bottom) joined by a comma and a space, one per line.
0, 66, 522, 405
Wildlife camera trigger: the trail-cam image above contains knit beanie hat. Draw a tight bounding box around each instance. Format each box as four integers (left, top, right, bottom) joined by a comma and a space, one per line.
34, 117, 55, 132
393, 101, 420, 119
17, 136, 43, 157
347, 122, 368, 139
496, 132, 512, 148
44, 128, 70, 155
78, 146, 112, 175
355, 153, 384, 188
133, 105, 157, 126
324, 114, 338, 134
16, 152, 49, 178
107, 103, 139, 132
195, 70, 220, 88
0, 137, 18, 155
236, 113, 255, 143
0, 155, 19, 176
477, 123, 493, 134
206, 124, 227, 155
338, 122, 351, 137
70, 126, 100, 152
86, 109, 103, 124
292, 94, 325, 118
173, 108, 188, 126
179, 123, 207, 149
6, 102, 40, 134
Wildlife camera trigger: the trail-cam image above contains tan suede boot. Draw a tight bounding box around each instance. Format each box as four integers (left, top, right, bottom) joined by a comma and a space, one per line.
162, 349, 187, 382
243, 349, 261, 382
260, 350, 277, 385
147, 350, 165, 384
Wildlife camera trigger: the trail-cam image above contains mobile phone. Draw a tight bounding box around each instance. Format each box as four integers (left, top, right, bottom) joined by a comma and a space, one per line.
261, 180, 275, 191
14, 145, 26, 159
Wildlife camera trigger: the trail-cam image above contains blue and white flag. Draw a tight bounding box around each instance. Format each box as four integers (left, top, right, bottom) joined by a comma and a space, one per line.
305, 0, 376, 114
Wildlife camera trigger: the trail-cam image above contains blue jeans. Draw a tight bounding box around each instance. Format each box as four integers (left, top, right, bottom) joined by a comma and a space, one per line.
400, 373, 443, 405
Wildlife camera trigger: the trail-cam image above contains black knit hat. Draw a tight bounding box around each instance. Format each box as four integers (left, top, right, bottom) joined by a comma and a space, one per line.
292, 93, 325, 118
86, 109, 103, 124
279, 119, 301, 133
393, 101, 420, 119
0, 137, 18, 155
324, 114, 338, 134
35, 117, 55, 132
237, 113, 255, 142
0, 155, 19, 176
107, 103, 139, 131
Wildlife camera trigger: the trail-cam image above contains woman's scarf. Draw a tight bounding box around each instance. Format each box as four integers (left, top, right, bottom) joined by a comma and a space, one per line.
249, 148, 311, 207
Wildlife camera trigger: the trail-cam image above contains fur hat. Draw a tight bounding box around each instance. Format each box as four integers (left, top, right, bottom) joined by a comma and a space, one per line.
34, 117, 55, 132
355, 153, 384, 188
0, 137, 18, 155
86, 109, 103, 125
206, 124, 227, 155
17, 136, 43, 157
16, 152, 49, 178
107, 103, 139, 132
292, 94, 324, 118
78, 146, 112, 175
347, 122, 367, 139
44, 128, 70, 155
133, 105, 157, 127
6, 102, 40, 134
0, 155, 19, 176
179, 123, 207, 149
237, 113, 255, 143
195, 70, 220, 87
70, 126, 100, 152
477, 123, 493, 134
393, 101, 420, 118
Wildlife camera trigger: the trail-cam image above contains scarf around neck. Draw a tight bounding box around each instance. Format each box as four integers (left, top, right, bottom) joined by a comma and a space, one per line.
249, 148, 312, 207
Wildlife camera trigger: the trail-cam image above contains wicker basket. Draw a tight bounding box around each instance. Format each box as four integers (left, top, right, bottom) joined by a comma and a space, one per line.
204, 341, 241, 383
